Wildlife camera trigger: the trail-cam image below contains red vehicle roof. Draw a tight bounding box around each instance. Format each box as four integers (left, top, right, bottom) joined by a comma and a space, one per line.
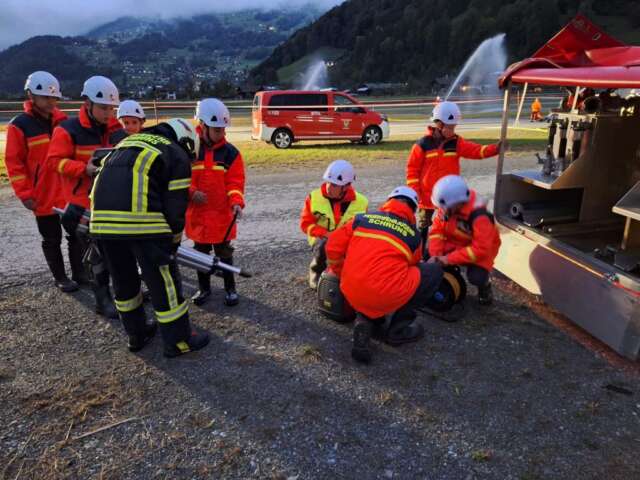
499, 14, 640, 88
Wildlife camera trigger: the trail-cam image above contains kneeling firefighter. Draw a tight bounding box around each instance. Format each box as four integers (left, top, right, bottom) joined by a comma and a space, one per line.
90, 119, 209, 356
300, 159, 368, 289
325, 186, 444, 364
427, 175, 501, 305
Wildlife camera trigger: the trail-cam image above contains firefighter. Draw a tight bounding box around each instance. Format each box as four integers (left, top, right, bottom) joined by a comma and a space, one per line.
325, 186, 444, 364
4, 71, 77, 292
427, 175, 501, 305
530, 97, 542, 121
187, 98, 245, 307
405, 101, 503, 243
47, 75, 126, 318
299, 159, 368, 289
117, 99, 145, 135
90, 118, 209, 356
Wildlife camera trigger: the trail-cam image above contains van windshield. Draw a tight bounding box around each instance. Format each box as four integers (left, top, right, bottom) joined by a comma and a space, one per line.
268, 93, 328, 112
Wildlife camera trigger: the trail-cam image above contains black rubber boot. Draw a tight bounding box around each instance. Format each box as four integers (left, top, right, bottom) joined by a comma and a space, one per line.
68, 236, 91, 285
222, 257, 239, 306
42, 240, 78, 292
386, 311, 424, 346
128, 321, 157, 352
94, 285, 118, 319
164, 329, 210, 358
352, 315, 373, 364
192, 270, 211, 306
478, 282, 493, 306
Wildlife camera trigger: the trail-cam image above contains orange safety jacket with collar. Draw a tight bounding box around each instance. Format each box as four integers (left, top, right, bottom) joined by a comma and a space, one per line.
405, 126, 499, 209
325, 199, 423, 318
185, 135, 245, 244
46, 104, 126, 209
4, 101, 67, 216
428, 189, 501, 271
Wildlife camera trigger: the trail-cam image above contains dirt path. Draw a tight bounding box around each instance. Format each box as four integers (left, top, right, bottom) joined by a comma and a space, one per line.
1, 155, 639, 479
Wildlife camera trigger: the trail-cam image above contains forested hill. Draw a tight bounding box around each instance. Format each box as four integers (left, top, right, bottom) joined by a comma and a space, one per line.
249, 0, 640, 90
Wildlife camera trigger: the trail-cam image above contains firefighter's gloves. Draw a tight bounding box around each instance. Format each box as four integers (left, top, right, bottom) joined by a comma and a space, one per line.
192, 190, 208, 205
232, 204, 243, 221
85, 161, 99, 177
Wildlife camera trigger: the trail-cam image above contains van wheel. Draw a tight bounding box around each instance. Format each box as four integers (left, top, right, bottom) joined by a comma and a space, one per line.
272, 129, 293, 149
361, 126, 382, 145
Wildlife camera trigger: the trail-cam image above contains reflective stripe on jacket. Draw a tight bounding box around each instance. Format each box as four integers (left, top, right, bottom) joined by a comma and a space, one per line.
325, 199, 422, 318
428, 190, 501, 270
90, 132, 191, 240
185, 137, 245, 244
405, 126, 499, 209
300, 184, 368, 246
4, 101, 67, 216
47, 104, 125, 209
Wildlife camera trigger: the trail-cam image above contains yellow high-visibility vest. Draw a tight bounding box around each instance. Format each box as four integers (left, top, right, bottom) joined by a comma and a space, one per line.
307, 188, 368, 245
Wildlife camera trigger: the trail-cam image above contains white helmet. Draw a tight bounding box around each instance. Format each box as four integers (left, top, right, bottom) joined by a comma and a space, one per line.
163, 118, 200, 159
81, 75, 120, 106
431, 175, 470, 210
388, 186, 419, 209
195, 98, 230, 127
432, 101, 461, 125
24, 71, 61, 98
117, 99, 145, 119
323, 159, 355, 186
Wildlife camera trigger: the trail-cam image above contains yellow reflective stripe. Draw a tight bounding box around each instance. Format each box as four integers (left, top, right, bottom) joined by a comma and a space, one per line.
338, 192, 368, 228
91, 210, 166, 222
115, 291, 143, 312
354, 231, 412, 261
155, 300, 188, 324
176, 341, 190, 353
10, 174, 27, 183
327, 258, 339, 265
429, 234, 445, 240
443, 152, 457, 157
227, 189, 244, 198
168, 178, 191, 191
480, 145, 488, 158
306, 224, 317, 236
407, 178, 419, 185
213, 165, 226, 171
75, 148, 94, 156
57, 158, 70, 173
90, 222, 171, 234
426, 152, 438, 158
117, 140, 161, 154
454, 229, 472, 240
131, 149, 158, 213
192, 164, 205, 171
28, 138, 49, 147
466, 246, 477, 262
159, 264, 178, 309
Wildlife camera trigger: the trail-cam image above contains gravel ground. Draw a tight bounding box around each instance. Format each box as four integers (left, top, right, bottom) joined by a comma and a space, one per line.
1, 153, 640, 480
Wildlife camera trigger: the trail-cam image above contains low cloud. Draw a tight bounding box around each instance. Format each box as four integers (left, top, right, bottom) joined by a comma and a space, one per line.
0, 0, 344, 50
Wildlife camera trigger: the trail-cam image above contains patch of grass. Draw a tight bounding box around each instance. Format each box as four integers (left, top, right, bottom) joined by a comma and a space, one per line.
471, 448, 493, 462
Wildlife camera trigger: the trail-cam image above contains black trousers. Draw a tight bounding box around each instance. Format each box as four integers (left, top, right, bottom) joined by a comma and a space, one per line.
101, 238, 191, 345
309, 237, 328, 279
193, 242, 235, 292
465, 265, 490, 288
35, 214, 67, 281
392, 262, 444, 324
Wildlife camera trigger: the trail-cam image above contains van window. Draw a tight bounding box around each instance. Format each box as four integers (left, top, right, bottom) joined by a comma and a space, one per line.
268, 93, 328, 112
334, 94, 365, 114
252, 94, 261, 111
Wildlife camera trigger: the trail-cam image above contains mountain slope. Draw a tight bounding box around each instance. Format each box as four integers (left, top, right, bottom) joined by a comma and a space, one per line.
249, 0, 640, 90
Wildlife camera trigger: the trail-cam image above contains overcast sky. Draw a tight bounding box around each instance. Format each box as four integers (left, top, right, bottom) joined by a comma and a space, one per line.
0, 0, 345, 51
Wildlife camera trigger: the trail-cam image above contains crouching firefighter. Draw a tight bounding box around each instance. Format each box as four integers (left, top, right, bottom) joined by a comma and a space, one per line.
90, 119, 210, 356
427, 175, 501, 305
300, 159, 368, 289
325, 186, 444, 364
